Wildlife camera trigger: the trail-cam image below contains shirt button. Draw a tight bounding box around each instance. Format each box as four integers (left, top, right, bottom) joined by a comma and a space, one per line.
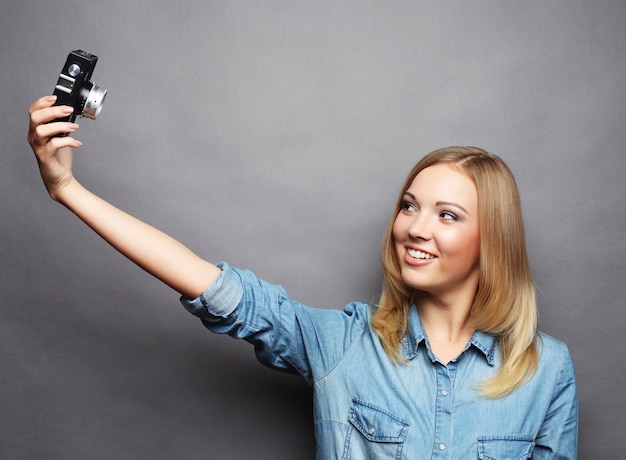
439, 443, 446, 451
368, 428, 375, 435
441, 390, 448, 396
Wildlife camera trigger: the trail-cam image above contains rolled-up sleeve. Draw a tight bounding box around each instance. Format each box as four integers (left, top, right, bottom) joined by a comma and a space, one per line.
179, 262, 243, 320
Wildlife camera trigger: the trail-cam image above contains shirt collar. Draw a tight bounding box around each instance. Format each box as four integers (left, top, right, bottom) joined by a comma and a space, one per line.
402, 304, 497, 366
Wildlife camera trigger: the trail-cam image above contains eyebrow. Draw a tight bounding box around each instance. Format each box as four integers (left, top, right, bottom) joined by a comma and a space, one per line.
403, 192, 470, 215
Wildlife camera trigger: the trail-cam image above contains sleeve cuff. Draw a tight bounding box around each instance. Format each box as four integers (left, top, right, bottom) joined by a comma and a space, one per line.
179, 262, 243, 319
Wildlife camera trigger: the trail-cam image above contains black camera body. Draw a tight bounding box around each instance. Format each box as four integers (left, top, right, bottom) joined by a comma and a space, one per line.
53, 50, 107, 124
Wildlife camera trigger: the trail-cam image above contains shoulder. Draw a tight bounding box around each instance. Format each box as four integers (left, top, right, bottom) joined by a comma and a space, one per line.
536, 332, 572, 360
535, 332, 576, 382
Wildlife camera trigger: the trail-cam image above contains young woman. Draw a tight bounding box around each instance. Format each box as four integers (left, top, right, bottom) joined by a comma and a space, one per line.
28, 95, 578, 459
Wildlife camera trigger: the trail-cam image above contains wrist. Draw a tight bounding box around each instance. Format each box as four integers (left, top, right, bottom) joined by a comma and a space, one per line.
49, 176, 82, 206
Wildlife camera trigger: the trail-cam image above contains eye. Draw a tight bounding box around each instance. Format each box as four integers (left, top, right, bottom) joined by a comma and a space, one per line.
440, 211, 458, 221
400, 200, 417, 213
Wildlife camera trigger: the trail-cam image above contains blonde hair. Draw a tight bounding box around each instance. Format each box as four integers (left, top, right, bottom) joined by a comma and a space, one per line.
371, 146, 538, 399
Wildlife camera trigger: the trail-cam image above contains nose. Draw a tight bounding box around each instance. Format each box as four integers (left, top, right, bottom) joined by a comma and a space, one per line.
407, 212, 432, 240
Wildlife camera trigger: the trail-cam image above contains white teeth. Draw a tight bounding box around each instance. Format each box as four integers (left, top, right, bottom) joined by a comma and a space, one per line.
407, 248, 435, 259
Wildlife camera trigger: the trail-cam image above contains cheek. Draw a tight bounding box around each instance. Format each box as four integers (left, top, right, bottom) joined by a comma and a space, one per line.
446, 228, 480, 263
391, 214, 406, 242
391, 217, 406, 256
435, 222, 468, 246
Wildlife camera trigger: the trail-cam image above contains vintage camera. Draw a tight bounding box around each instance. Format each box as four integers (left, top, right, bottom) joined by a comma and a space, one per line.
52, 50, 107, 124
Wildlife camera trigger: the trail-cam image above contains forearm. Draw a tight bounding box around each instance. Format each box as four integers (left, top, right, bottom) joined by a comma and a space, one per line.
56, 177, 221, 299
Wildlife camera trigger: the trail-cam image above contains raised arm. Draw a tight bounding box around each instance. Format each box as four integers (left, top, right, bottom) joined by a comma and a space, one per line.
27, 96, 221, 299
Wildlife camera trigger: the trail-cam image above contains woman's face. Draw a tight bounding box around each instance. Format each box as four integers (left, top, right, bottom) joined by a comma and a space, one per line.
393, 163, 481, 299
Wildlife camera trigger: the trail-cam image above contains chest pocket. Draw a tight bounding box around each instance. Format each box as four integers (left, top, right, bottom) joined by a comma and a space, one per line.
343, 397, 410, 460
477, 435, 535, 460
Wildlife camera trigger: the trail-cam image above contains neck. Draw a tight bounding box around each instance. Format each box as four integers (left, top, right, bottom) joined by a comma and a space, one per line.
414, 288, 477, 363
418, 297, 472, 337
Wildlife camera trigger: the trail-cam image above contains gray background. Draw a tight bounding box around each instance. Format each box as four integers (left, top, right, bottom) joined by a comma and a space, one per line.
1, 1, 625, 458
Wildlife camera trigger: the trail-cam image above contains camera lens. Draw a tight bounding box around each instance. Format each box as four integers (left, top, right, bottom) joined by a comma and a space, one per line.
82, 83, 107, 120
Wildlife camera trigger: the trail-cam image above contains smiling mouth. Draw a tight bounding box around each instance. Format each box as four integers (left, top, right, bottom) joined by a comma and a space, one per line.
407, 248, 436, 260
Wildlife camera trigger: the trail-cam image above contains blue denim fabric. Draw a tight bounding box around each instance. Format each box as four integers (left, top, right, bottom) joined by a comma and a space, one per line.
181, 263, 578, 459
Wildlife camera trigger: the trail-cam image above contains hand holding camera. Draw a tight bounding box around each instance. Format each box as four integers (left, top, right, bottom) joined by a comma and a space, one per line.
27, 50, 107, 200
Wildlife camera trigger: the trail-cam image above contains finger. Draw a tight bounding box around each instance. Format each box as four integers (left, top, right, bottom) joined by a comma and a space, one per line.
30, 122, 79, 148
28, 95, 58, 115
32, 133, 82, 161
30, 105, 75, 127
37, 121, 79, 139
48, 136, 83, 152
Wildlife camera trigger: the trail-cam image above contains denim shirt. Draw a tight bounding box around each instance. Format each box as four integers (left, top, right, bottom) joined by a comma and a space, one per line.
181, 263, 578, 460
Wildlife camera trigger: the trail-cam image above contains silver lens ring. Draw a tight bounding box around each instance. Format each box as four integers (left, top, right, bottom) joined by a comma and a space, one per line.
83, 84, 107, 120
